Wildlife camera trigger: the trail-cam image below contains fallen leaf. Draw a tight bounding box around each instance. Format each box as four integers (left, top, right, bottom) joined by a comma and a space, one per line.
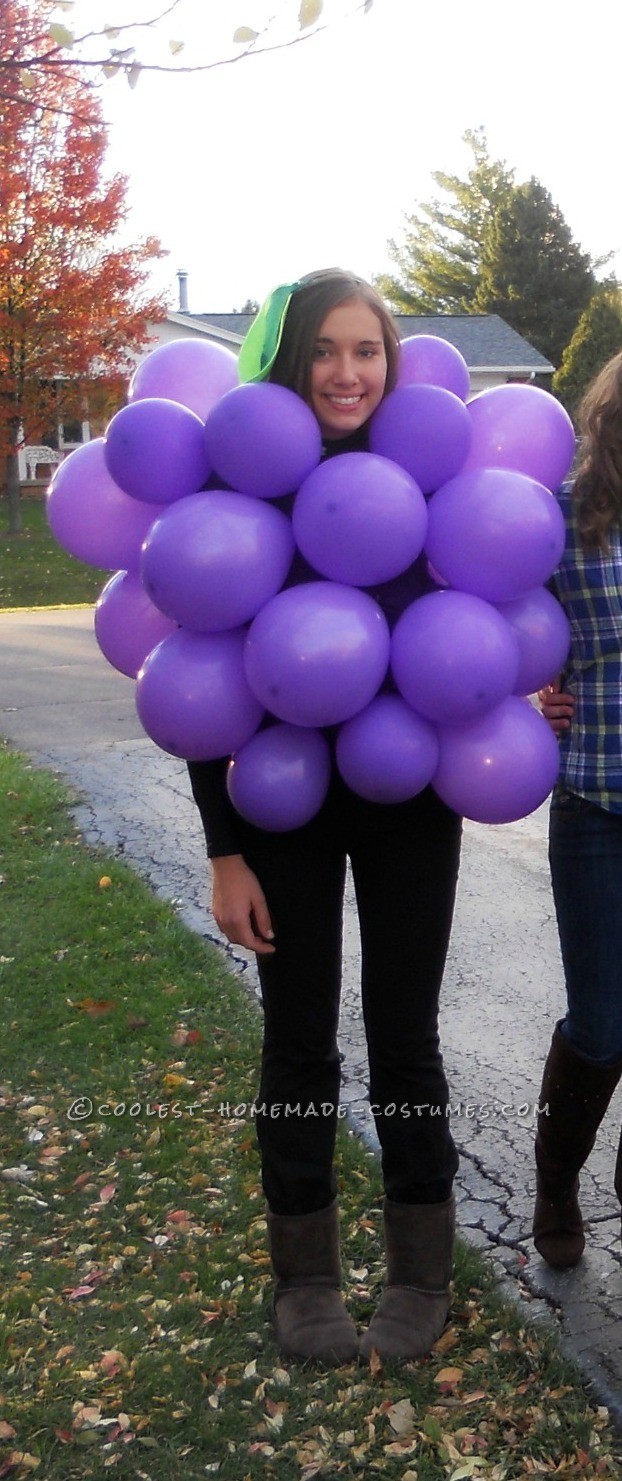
76, 997, 116, 1017
98, 876, 112, 889
100, 1349, 127, 1376
434, 1366, 463, 1387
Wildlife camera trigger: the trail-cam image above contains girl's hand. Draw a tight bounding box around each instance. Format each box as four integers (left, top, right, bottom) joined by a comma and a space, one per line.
538, 678, 574, 736
211, 854, 276, 955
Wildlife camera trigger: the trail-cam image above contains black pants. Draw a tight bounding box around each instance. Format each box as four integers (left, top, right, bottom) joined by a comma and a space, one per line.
236, 777, 462, 1215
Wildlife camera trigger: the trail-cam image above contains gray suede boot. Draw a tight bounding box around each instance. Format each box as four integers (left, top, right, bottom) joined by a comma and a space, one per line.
359, 1196, 454, 1363
267, 1199, 358, 1365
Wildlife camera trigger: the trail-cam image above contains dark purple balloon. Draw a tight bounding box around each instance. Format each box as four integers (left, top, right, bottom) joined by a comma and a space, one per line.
292, 452, 427, 586
135, 627, 264, 760
94, 571, 177, 679
227, 723, 331, 831
425, 467, 567, 602
204, 382, 322, 499
104, 398, 211, 505
391, 590, 519, 725
336, 694, 439, 803
497, 586, 571, 696
461, 384, 576, 492
244, 582, 390, 728
140, 490, 294, 632
46, 439, 161, 571
433, 695, 560, 823
129, 338, 239, 420
369, 384, 472, 495
398, 335, 470, 401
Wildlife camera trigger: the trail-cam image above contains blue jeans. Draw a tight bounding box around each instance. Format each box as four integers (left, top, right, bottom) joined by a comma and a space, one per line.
549, 784, 622, 1065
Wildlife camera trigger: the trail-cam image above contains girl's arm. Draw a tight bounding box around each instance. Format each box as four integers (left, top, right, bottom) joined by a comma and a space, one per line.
187, 759, 275, 955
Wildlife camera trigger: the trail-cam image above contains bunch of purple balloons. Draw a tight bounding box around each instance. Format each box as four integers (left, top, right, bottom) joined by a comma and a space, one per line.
47, 331, 575, 827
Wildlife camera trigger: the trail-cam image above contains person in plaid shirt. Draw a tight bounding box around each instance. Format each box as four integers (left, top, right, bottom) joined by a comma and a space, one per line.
535, 351, 622, 1268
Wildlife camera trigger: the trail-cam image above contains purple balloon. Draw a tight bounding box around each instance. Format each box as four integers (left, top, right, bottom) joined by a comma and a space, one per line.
227, 723, 331, 830
204, 382, 322, 499
135, 628, 264, 760
94, 571, 177, 679
244, 582, 390, 728
336, 694, 439, 803
392, 590, 519, 725
129, 338, 239, 420
461, 384, 576, 492
46, 440, 161, 571
104, 398, 210, 505
433, 695, 560, 823
369, 384, 472, 496
292, 453, 427, 587
141, 490, 294, 632
425, 467, 566, 602
398, 335, 470, 401
497, 587, 571, 696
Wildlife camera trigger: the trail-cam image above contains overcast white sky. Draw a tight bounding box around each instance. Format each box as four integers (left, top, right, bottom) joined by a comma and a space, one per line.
57, 0, 622, 314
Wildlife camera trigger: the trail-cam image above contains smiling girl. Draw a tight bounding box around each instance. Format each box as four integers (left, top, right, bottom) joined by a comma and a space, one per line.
188, 269, 463, 1366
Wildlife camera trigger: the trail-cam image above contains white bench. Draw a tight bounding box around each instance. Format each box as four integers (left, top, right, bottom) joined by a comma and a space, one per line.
23, 445, 63, 480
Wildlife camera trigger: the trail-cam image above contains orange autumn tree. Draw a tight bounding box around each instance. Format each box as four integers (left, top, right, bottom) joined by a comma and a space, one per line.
0, 0, 167, 534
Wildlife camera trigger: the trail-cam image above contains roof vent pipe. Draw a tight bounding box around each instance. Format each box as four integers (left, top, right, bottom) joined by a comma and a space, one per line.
177, 270, 189, 313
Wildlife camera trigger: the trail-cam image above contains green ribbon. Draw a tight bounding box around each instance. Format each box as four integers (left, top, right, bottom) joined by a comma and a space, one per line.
237, 280, 301, 383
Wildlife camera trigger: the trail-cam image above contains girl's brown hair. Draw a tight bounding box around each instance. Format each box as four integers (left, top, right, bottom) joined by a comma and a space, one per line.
269, 268, 400, 407
574, 351, 622, 550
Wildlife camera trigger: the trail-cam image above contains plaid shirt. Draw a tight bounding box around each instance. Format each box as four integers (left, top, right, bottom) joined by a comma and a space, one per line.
552, 483, 622, 812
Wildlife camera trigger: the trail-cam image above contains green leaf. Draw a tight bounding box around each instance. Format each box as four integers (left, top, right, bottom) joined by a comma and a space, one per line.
233, 26, 259, 43
101, 62, 121, 78
19, 70, 37, 89
127, 63, 142, 90
299, 0, 323, 27
48, 23, 75, 48
168, 40, 185, 55
104, 27, 121, 40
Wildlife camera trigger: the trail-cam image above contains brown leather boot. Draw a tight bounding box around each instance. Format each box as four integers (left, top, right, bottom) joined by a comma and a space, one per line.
533, 1023, 622, 1269
359, 1196, 454, 1363
267, 1199, 358, 1366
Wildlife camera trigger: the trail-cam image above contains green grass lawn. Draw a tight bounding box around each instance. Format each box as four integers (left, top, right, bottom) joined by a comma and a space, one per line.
1, 742, 622, 1479
0, 495, 106, 609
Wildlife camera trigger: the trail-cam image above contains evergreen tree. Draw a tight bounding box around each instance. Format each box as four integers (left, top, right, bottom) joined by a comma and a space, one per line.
376, 128, 515, 313
475, 178, 595, 367
553, 285, 622, 414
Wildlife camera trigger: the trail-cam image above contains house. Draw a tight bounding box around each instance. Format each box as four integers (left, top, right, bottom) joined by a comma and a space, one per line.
18, 273, 554, 478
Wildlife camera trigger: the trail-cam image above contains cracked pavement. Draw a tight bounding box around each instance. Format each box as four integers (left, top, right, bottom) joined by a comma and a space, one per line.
2, 607, 622, 1420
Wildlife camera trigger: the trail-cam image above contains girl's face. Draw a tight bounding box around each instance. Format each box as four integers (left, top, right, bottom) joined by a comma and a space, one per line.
309, 298, 388, 440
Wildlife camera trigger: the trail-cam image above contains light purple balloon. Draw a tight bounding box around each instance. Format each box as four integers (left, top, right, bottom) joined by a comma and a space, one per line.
392, 590, 519, 725
292, 452, 427, 586
94, 571, 177, 679
204, 382, 322, 499
336, 694, 439, 803
398, 335, 470, 401
369, 384, 472, 495
129, 338, 239, 420
227, 723, 331, 831
46, 440, 161, 571
244, 582, 390, 728
461, 384, 576, 493
104, 398, 211, 505
425, 467, 566, 602
135, 628, 264, 760
433, 695, 560, 823
496, 587, 571, 696
140, 490, 294, 632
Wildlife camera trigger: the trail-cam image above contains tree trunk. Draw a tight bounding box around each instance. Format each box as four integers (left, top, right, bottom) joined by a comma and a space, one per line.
6, 450, 23, 534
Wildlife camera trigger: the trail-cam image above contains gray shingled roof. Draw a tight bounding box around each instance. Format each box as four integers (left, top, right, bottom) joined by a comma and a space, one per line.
181, 311, 554, 373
